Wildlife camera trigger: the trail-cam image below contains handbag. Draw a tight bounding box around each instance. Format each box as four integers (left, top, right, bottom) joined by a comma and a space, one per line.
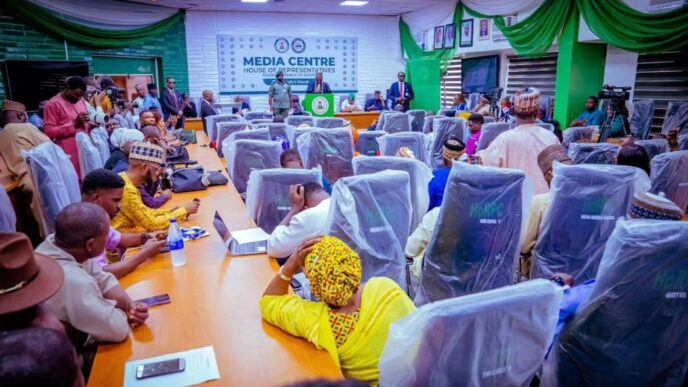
204, 170, 228, 186
171, 166, 208, 193
166, 146, 190, 163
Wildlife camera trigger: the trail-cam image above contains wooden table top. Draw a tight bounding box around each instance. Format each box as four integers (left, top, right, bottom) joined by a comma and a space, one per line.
88, 132, 341, 386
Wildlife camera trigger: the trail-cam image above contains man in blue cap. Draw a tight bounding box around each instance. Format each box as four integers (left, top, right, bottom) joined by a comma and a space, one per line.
268, 70, 292, 118
340, 93, 362, 112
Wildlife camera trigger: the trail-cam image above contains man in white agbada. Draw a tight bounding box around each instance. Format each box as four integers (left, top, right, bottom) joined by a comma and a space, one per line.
473, 87, 559, 194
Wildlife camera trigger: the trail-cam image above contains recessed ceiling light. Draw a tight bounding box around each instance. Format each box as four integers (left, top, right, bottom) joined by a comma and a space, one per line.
340, 1, 368, 6
242, 0, 269, 3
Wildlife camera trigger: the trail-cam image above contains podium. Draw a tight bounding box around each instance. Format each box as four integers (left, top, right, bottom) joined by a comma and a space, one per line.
304, 93, 335, 117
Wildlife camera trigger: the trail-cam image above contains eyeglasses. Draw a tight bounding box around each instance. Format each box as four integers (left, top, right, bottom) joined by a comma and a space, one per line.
168, 81, 175, 84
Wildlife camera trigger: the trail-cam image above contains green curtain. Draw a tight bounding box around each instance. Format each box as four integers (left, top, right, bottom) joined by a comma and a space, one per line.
1, 0, 184, 48
577, 0, 688, 53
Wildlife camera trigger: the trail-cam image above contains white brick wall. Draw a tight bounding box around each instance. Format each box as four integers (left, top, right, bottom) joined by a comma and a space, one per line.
185, 11, 405, 111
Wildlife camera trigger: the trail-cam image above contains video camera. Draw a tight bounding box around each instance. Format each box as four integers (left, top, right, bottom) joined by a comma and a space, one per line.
598, 84, 630, 109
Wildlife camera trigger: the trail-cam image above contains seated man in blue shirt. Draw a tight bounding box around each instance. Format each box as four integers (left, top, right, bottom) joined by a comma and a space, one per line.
428, 137, 465, 211
364, 90, 387, 112
570, 96, 605, 127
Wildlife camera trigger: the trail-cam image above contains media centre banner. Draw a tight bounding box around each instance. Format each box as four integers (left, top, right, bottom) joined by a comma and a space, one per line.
217, 35, 358, 95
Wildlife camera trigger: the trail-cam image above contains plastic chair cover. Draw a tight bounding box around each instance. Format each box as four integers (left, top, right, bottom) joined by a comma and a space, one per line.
556, 219, 688, 387
377, 132, 430, 164
327, 170, 412, 291
380, 279, 562, 387
661, 101, 688, 135
22, 142, 80, 235
422, 116, 436, 134
680, 134, 688, 151
245, 168, 321, 234
90, 127, 111, 164
650, 150, 688, 210
204, 114, 243, 144
531, 163, 644, 283
430, 118, 465, 169
75, 132, 104, 179
635, 138, 669, 161
438, 109, 453, 116
249, 118, 272, 126
381, 112, 412, 134
537, 123, 554, 132
377, 111, 394, 131
286, 116, 314, 127
226, 140, 281, 193
264, 123, 295, 146
476, 122, 510, 152
567, 143, 620, 165
415, 163, 531, 305
562, 127, 593, 150
216, 122, 251, 157
315, 117, 348, 129
221, 128, 270, 161
468, 93, 481, 110
483, 116, 496, 124
407, 109, 426, 132
355, 131, 385, 156
630, 99, 654, 139
244, 111, 273, 121
296, 128, 354, 184
293, 127, 316, 149
353, 156, 433, 231
0, 188, 16, 232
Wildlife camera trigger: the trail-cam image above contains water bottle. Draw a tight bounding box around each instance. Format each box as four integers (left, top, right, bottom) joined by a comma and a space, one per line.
168, 220, 187, 267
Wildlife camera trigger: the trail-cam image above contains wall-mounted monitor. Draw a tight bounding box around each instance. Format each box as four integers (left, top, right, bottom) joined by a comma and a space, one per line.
461, 55, 499, 94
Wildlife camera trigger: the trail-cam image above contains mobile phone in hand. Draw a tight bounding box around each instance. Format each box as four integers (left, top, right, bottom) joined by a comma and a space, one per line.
136, 294, 171, 307
136, 358, 185, 379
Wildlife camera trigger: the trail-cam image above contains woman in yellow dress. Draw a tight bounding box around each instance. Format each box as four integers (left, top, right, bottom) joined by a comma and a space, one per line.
261, 236, 416, 385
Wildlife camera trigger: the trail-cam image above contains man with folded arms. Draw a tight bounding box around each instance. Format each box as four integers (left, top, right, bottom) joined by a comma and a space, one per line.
36, 202, 148, 343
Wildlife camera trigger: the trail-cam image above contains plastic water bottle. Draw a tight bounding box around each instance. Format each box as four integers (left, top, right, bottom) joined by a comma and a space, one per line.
168, 220, 187, 267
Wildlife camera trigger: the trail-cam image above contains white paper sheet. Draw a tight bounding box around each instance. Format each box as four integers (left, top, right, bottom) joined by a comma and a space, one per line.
124, 346, 220, 387
231, 227, 270, 245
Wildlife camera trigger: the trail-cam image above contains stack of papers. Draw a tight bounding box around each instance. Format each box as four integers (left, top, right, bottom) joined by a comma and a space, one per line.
124, 346, 220, 387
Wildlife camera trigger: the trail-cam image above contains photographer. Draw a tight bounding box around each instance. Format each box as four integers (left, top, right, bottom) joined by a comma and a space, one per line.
601, 103, 630, 138
365, 90, 387, 112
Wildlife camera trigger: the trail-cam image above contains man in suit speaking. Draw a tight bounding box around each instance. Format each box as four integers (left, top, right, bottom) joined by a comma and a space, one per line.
387, 71, 414, 112
305, 72, 332, 94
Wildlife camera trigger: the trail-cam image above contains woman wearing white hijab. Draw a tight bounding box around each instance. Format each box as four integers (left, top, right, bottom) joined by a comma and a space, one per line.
105, 128, 144, 171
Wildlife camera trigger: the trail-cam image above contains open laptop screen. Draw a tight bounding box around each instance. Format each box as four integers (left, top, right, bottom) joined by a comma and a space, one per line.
213, 211, 231, 246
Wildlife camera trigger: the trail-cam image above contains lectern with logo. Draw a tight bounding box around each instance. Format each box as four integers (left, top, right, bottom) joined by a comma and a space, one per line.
304, 94, 335, 117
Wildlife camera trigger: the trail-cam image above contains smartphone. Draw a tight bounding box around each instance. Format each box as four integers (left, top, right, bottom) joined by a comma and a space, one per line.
106, 89, 112, 96
136, 358, 185, 379
136, 294, 171, 307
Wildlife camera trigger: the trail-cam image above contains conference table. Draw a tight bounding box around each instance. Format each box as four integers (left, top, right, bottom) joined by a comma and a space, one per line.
88, 132, 342, 386
335, 111, 379, 130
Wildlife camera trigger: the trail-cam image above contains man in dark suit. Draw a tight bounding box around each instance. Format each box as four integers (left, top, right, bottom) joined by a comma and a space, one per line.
199, 89, 217, 133
161, 77, 183, 128
305, 72, 332, 94
387, 71, 415, 112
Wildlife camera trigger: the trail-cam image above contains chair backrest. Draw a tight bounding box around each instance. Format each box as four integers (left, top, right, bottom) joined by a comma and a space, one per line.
476, 122, 510, 151
377, 132, 429, 164
353, 156, 433, 231
483, 116, 496, 124
245, 111, 273, 121
286, 115, 314, 127
415, 163, 529, 304
205, 114, 243, 143
680, 134, 688, 150
315, 117, 348, 129
216, 122, 251, 157
337, 95, 348, 112
264, 123, 294, 146
630, 99, 654, 139
537, 122, 554, 132
249, 118, 272, 126
355, 131, 385, 156
407, 109, 426, 132
382, 112, 412, 134
327, 170, 412, 291
468, 93, 481, 110
292, 127, 316, 149
568, 143, 620, 165
90, 127, 111, 164
557, 220, 688, 386
245, 168, 321, 234
650, 150, 688, 210
22, 142, 80, 235
296, 128, 354, 184
377, 110, 393, 131
226, 140, 282, 193
661, 101, 688, 135
221, 128, 271, 161
380, 279, 561, 387
430, 118, 465, 169
422, 116, 436, 134
75, 132, 104, 179
562, 127, 593, 150
0, 188, 16, 232
531, 163, 642, 283
636, 138, 669, 161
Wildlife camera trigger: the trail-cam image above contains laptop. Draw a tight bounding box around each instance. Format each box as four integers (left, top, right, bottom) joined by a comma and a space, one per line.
212, 211, 268, 256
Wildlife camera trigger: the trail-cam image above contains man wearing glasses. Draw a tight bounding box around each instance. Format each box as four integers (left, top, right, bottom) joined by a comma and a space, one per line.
387, 71, 415, 112
161, 77, 184, 128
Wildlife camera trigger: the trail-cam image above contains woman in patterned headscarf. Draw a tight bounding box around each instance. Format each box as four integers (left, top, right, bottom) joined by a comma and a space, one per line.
261, 236, 415, 385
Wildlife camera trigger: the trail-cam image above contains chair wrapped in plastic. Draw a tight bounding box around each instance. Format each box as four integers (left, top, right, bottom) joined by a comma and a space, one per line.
216, 122, 251, 157
0, 188, 16, 232
249, 118, 272, 126
650, 150, 688, 210
315, 117, 348, 129
381, 112, 412, 134
422, 116, 437, 134
286, 116, 314, 127
661, 101, 688, 135
636, 138, 669, 161
430, 118, 465, 169
537, 122, 554, 132
380, 279, 561, 387
377, 132, 429, 164
415, 163, 531, 305
246, 168, 321, 234
75, 132, 104, 179
680, 134, 688, 150
531, 163, 644, 283
407, 109, 426, 132
90, 127, 111, 164
221, 128, 270, 161
293, 127, 316, 149
630, 99, 654, 139
483, 116, 496, 124
264, 123, 295, 147
22, 143, 80, 235
476, 122, 510, 152
556, 219, 688, 387
205, 114, 242, 144
376, 111, 393, 132
355, 131, 385, 156
562, 127, 593, 150
568, 143, 620, 165
353, 156, 432, 231
244, 111, 273, 121
226, 140, 281, 193
468, 93, 481, 110
327, 170, 412, 291
296, 128, 354, 184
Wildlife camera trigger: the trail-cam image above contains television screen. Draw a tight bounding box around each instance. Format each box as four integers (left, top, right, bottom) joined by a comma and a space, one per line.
3, 60, 89, 111
461, 55, 499, 94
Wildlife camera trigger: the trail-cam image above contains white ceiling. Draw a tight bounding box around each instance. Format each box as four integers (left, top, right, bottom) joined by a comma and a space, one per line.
127, 0, 447, 16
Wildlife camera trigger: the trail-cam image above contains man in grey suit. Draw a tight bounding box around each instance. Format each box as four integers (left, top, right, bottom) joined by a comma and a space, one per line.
305, 72, 331, 94
199, 90, 217, 133
161, 77, 183, 128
